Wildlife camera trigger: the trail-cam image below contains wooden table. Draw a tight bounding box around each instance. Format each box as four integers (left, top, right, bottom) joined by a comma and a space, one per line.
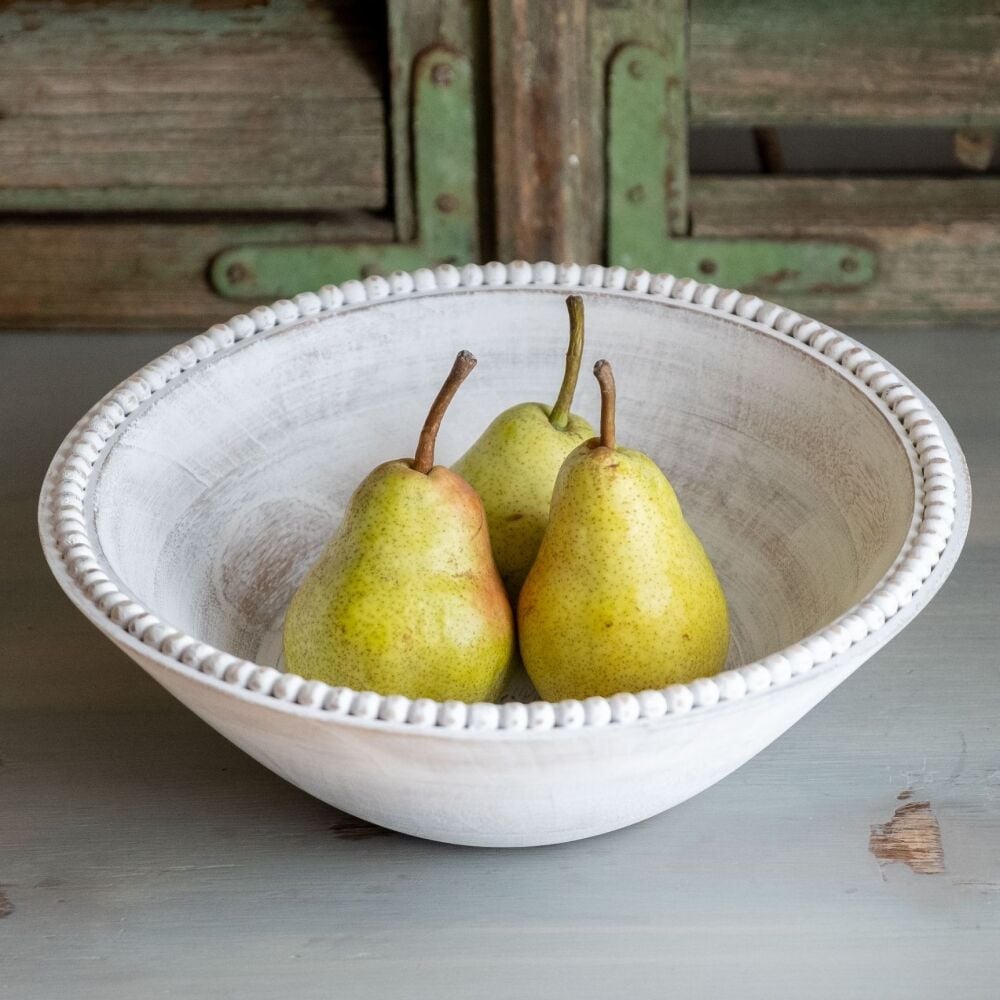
3, 328, 998, 999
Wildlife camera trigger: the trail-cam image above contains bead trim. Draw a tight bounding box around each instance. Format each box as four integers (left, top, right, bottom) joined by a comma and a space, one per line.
43, 262, 962, 732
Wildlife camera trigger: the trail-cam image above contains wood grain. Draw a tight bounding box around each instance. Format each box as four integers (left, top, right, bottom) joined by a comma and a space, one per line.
489, 0, 593, 262
0, 213, 394, 328
2, 327, 999, 996
3, 176, 998, 328
0, 1, 387, 211
490, 0, 685, 263
690, 0, 1000, 125
692, 176, 1000, 325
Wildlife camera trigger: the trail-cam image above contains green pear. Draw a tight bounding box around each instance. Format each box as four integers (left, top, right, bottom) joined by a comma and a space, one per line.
518, 359, 730, 700
283, 351, 515, 702
453, 295, 595, 599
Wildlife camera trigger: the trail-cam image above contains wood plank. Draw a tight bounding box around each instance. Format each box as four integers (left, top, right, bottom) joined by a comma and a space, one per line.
490, 0, 684, 262
0, 215, 395, 329
489, 0, 593, 262
691, 0, 1000, 126
690, 177, 1000, 325
5, 177, 998, 329
3, 327, 999, 998
0, 1, 387, 211
694, 177, 1000, 228
3, 178, 999, 328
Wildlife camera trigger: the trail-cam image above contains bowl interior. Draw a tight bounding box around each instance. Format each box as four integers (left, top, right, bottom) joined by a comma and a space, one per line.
90, 289, 915, 692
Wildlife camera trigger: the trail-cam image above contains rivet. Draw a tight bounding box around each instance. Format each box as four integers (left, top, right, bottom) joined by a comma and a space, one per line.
226, 261, 252, 286
435, 192, 459, 214
430, 62, 453, 87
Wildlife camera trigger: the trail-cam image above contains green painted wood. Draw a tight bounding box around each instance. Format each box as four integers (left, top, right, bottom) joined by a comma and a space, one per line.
690, 0, 1000, 126
211, 47, 477, 299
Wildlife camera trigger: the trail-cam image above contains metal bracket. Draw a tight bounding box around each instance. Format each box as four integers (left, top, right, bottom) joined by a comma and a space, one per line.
211, 46, 477, 299
607, 44, 875, 293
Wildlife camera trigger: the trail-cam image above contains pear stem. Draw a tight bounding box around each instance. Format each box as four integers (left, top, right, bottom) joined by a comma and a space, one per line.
412, 350, 478, 474
549, 295, 585, 430
593, 359, 616, 450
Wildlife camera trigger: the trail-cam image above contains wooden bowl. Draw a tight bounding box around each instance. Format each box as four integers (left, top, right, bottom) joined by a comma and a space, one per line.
39, 262, 970, 847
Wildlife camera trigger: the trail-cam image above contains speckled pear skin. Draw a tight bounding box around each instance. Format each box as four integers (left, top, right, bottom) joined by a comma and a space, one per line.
453, 403, 594, 599
518, 441, 730, 700
283, 460, 515, 702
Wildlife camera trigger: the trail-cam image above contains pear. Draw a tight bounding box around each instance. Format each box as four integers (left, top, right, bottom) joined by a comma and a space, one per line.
283, 351, 515, 702
453, 295, 595, 599
518, 359, 730, 700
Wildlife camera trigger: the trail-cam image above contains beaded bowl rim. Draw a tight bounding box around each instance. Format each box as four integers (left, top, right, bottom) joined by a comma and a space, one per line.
39, 260, 969, 737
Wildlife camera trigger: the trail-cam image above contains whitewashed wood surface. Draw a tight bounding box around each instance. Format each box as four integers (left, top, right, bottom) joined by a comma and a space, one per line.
2, 328, 998, 999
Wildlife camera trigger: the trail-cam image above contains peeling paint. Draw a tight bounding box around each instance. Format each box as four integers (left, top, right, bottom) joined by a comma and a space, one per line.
870, 801, 945, 875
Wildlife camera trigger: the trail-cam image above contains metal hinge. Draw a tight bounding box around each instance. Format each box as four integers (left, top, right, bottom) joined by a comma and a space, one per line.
212, 36, 875, 301
607, 43, 875, 293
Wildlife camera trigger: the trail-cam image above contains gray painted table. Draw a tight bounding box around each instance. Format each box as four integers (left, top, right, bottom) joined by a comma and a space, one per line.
2, 329, 998, 999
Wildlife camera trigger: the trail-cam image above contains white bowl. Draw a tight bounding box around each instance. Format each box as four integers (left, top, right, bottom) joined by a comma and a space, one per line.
39, 262, 970, 847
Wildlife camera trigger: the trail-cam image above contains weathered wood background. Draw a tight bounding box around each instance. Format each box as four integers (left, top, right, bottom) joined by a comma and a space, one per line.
0, 0, 998, 328
0, 1, 387, 212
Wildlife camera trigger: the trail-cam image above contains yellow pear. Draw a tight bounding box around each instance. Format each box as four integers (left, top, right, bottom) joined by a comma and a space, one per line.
518, 359, 730, 700
453, 296, 594, 599
284, 352, 515, 702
